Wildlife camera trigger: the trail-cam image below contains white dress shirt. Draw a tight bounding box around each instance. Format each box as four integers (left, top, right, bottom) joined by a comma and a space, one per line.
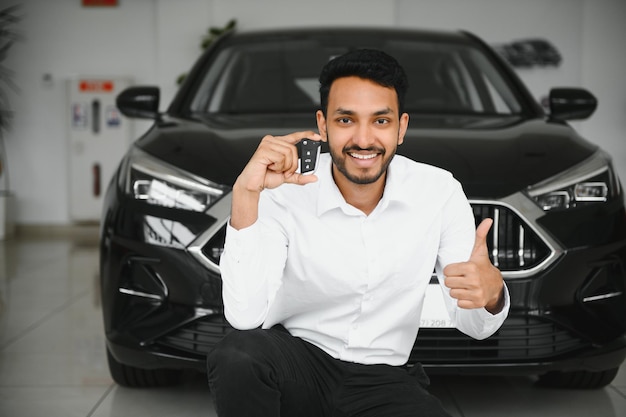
220, 153, 509, 366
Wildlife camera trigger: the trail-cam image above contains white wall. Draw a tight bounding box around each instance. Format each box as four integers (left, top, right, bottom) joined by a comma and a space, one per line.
4, 0, 626, 225
579, 0, 626, 180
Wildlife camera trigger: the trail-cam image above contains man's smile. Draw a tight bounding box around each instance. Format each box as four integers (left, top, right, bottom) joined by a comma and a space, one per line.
349, 152, 378, 160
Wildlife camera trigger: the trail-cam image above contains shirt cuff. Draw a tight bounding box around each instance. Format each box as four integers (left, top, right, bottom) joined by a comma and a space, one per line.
479, 283, 511, 320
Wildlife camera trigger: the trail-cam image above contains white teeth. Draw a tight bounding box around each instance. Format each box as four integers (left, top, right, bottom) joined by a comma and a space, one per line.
349, 153, 377, 160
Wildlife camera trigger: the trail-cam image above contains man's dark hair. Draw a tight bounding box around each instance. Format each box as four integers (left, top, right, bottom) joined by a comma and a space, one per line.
318, 49, 409, 116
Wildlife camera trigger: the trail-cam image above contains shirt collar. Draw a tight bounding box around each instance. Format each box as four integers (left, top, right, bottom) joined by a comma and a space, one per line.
316, 153, 408, 217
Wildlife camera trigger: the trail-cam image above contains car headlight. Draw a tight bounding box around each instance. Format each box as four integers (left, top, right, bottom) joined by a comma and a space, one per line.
122, 147, 229, 212
526, 150, 621, 211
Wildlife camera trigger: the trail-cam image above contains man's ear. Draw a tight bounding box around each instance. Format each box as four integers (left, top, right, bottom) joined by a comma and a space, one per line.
316, 110, 328, 142
397, 112, 409, 145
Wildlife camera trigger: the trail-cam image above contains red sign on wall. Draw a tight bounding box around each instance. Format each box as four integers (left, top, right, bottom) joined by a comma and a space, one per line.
82, 0, 118, 6
79, 80, 114, 93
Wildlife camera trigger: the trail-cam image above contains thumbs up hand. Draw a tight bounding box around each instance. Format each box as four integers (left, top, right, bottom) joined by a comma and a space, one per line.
443, 218, 505, 314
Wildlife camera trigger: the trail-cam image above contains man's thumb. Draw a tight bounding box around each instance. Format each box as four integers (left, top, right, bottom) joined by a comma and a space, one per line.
471, 218, 493, 258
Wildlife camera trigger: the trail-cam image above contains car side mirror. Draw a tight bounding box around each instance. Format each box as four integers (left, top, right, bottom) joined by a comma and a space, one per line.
548, 88, 597, 121
116, 86, 160, 120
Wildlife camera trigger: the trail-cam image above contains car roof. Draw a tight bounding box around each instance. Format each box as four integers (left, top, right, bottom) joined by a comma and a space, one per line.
222, 26, 477, 46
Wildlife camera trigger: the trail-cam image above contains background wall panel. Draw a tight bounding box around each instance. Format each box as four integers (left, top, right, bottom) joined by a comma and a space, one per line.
3, 0, 624, 225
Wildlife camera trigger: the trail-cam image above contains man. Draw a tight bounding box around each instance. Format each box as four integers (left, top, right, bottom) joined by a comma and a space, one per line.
207, 49, 509, 416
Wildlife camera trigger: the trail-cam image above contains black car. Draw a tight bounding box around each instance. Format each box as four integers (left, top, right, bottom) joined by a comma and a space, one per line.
100, 27, 626, 389
493, 43, 535, 68
510, 38, 563, 67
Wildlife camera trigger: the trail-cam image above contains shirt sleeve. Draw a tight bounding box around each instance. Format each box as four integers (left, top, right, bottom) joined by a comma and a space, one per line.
434, 180, 510, 340
219, 213, 288, 330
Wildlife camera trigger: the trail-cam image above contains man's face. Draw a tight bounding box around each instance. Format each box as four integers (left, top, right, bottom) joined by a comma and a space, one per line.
316, 76, 409, 186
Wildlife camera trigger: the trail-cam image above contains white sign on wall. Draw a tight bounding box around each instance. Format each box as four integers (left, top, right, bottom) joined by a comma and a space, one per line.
67, 77, 132, 222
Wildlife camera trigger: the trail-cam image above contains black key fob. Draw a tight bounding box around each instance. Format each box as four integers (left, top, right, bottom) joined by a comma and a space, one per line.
296, 139, 321, 175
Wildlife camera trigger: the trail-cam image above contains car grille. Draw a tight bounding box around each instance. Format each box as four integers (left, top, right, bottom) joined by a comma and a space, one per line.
411, 315, 590, 363
471, 202, 551, 272
154, 314, 589, 363
155, 314, 233, 357
199, 202, 553, 274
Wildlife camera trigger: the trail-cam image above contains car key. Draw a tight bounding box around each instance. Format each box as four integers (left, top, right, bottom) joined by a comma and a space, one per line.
296, 139, 321, 175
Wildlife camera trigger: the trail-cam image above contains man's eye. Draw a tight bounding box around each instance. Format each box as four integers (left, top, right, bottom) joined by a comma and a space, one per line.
375, 119, 390, 125
337, 118, 351, 124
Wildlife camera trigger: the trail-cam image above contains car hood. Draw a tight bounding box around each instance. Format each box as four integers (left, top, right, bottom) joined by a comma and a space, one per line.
137, 114, 598, 199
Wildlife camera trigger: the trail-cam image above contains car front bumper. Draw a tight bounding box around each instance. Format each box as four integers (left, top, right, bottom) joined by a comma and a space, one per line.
101, 186, 626, 375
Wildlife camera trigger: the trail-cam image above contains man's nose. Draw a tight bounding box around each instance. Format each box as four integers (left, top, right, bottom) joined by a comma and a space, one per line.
353, 124, 375, 149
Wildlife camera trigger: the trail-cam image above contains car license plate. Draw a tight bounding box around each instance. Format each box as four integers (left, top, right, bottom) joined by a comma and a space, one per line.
420, 284, 455, 328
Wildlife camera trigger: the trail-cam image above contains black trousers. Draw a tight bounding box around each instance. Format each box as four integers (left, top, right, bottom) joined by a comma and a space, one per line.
206, 326, 452, 417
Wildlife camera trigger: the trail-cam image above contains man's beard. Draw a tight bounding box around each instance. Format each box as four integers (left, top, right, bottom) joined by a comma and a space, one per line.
328, 138, 398, 185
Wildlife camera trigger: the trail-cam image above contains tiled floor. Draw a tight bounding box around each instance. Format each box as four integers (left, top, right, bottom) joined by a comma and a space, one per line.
0, 230, 624, 417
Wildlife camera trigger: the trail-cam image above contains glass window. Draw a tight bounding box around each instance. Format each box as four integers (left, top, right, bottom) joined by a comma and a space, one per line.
189, 36, 523, 116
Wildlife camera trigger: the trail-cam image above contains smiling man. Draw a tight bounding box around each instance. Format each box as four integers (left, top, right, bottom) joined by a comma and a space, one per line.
207, 49, 509, 417
316, 74, 409, 214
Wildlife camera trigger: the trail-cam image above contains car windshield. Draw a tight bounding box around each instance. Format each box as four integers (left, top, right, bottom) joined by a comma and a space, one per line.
189, 36, 523, 116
